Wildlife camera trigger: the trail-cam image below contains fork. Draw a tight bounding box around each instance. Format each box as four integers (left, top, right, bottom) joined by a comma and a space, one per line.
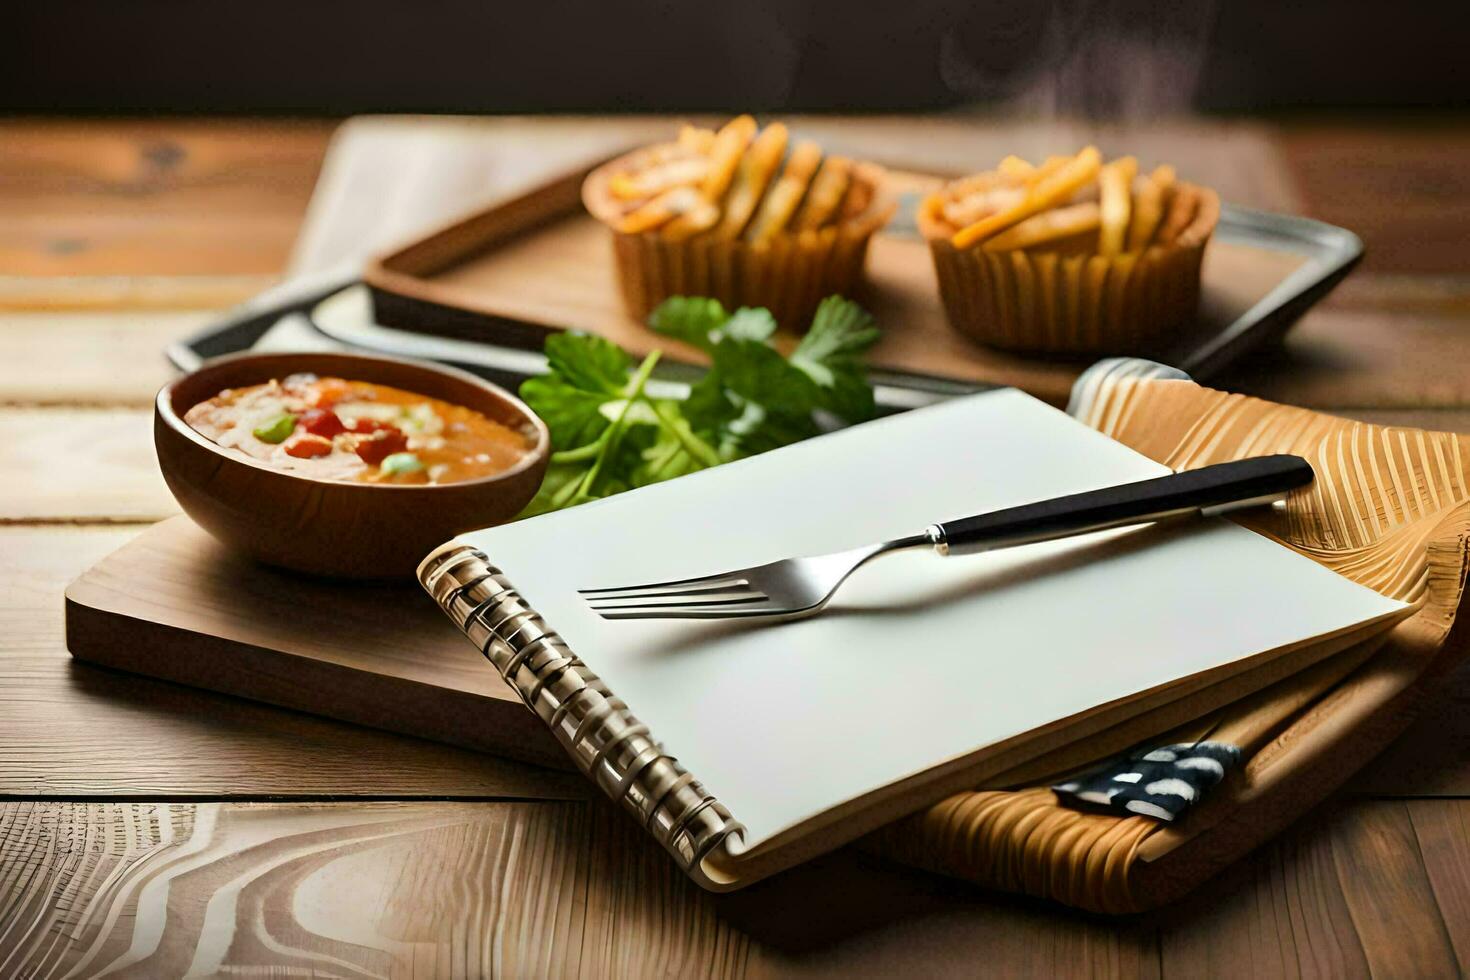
579, 454, 1314, 622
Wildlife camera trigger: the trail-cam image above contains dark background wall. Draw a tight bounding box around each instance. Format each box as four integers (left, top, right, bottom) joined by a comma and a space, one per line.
6, 1, 1468, 115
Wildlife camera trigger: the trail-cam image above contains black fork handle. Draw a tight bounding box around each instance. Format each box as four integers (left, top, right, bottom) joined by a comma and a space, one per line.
930, 455, 1314, 557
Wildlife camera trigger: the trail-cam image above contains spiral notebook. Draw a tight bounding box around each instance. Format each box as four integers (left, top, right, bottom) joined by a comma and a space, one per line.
419, 389, 1410, 890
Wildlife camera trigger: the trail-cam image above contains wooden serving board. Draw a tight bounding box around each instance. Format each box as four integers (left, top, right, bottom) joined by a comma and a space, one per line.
363, 163, 1310, 406
64, 516, 569, 769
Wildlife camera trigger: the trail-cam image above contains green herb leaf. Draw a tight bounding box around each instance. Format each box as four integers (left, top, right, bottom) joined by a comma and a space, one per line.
725, 401, 821, 456
522, 296, 879, 517
712, 338, 820, 418
649, 296, 780, 350
520, 462, 586, 518
647, 296, 729, 352
633, 425, 709, 487
518, 332, 638, 449
720, 307, 778, 344
520, 375, 610, 448
544, 332, 631, 394
678, 370, 739, 435
791, 296, 882, 421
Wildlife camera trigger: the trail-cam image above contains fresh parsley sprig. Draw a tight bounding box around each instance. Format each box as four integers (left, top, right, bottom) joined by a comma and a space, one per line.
518, 295, 880, 516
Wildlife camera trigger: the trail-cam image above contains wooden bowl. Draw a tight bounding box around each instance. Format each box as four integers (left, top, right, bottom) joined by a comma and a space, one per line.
155, 351, 549, 579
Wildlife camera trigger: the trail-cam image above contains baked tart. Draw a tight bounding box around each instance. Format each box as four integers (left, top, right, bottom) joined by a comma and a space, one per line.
918, 148, 1220, 355
584, 116, 896, 329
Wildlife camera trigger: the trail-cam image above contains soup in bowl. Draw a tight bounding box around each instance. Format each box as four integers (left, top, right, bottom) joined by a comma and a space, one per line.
156, 351, 549, 578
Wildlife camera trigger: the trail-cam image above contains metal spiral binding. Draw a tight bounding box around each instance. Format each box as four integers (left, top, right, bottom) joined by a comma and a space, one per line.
420, 545, 746, 874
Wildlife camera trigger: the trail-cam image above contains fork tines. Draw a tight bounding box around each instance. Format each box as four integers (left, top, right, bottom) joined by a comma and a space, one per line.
578, 573, 773, 619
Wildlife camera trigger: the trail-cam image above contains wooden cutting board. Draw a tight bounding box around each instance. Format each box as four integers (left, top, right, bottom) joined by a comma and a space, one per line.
64, 516, 568, 769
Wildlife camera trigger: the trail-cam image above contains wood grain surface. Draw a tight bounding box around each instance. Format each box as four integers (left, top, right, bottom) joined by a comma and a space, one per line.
66, 517, 567, 767
0, 309, 205, 405
1279, 121, 1470, 278
0, 119, 332, 280
0, 524, 586, 800
2, 797, 1466, 977
3, 115, 1469, 976
0, 409, 176, 523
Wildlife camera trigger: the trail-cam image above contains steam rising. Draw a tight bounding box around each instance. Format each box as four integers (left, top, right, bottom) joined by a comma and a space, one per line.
939, 1, 1221, 118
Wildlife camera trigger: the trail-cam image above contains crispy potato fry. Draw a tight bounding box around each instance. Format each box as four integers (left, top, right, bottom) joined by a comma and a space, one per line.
997, 155, 1035, 180
1068, 179, 1100, 203
677, 125, 717, 154
661, 197, 722, 241
1142, 164, 1179, 246
699, 115, 758, 202
943, 171, 1001, 202
1126, 175, 1165, 251
951, 146, 1102, 249
745, 140, 822, 244
1097, 156, 1138, 256
919, 191, 954, 235
940, 196, 973, 227
839, 164, 880, 221
616, 186, 706, 235
793, 155, 852, 231
935, 154, 1068, 226
1027, 155, 1072, 186
609, 156, 709, 201
712, 123, 789, 240
943, 185, 1027, 227
1155, 183, 1200, 245
982, 201, 1101, 252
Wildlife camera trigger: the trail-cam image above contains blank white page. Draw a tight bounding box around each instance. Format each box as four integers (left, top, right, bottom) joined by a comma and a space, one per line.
456, 390, 1406, 847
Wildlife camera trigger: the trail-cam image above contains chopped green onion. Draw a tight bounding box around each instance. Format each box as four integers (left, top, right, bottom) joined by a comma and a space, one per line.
379, 452, 424, 475
252, 413, 297, 444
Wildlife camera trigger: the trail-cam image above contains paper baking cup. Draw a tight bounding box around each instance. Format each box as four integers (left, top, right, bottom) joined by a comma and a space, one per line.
927, 186, 1220, 356
609, 225, 877, 330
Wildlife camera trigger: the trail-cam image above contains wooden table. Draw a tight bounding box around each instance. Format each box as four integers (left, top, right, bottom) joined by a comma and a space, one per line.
3, 115, 1469, 977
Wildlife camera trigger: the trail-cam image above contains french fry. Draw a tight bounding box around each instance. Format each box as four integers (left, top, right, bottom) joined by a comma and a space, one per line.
1097, 156, 1138, 256
661, 196, 722, 241
793, 155, 852, 231
677, 125, 717, 154
1068, 179, 1100, 203
1141, 164, 1178, 246
1015, 155, 1073, 191
919, 192, 954, 235
940, 154, 1053, 217
997, 155, 1035, 180
609, 157, 709, 201
945, 155, 1069, 221
1126, 175, 1165, 251
951, 146, 1102, 249
943, 185, 1027, 227
745, 140, 822, 244
839, 164, 879, 221
616, 186, 706, 235
712, 123, 789, 240
699, 115, 758, 202
943, 171, 1000, 202
982, 201, 1101, 252
1155, 183, 1200, 245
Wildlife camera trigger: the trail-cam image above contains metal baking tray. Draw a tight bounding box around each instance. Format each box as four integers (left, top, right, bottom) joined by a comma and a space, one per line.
167, 203, 1361, 412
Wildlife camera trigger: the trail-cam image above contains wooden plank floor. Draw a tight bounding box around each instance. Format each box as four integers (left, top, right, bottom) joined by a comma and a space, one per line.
2, 116, 1468, 976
